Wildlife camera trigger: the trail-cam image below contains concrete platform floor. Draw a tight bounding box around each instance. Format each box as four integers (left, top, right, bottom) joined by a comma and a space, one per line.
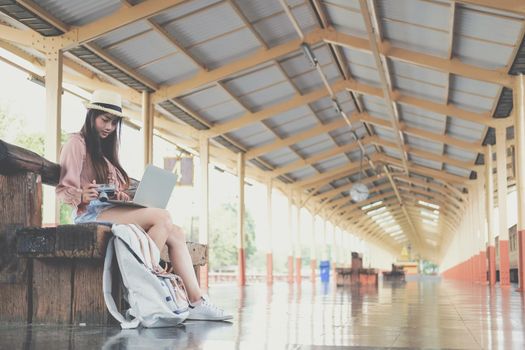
1, 275, 524, 349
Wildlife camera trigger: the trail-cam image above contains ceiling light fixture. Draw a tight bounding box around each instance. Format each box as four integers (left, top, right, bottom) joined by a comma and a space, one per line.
350, 140, 369, 202
300, 43, 318, 67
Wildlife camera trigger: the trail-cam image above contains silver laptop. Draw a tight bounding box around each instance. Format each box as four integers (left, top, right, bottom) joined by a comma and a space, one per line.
107, 165, 177, 208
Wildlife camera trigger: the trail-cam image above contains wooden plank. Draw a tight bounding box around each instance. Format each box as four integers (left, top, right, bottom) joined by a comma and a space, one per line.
17, 224, 111, 259
0, 173, 41, 323
0, 140, 60, 186
18, 224, 208, 265
71, 260, 111, 325
32, 259, 72, 324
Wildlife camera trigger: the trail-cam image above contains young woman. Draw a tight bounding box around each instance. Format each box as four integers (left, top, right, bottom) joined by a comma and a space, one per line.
57, 90, 232, 321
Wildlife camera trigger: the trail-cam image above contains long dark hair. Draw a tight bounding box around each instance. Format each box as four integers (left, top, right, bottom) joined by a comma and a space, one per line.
80, 109, 129, 188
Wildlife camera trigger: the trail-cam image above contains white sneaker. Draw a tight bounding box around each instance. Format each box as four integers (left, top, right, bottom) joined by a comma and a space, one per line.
187, 296, 233, 321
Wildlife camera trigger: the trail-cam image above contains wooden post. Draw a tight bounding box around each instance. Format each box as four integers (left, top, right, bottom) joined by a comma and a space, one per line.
331, 224, 337, 279
486, 144, 496, 285
43, 49, 63, 225
266, 180, 273, 285
237, 152, 246, 286
310, 215, 316, 283
295, 201, 302, 284
142, 91, 153, 166
198, 136, 209, 288
0, 173, 41, 322
515, 74, 525, 291
496, 126, 510, 286
476, 183, 487, 284
469, 188, 478, 282
287, 193, 294, 284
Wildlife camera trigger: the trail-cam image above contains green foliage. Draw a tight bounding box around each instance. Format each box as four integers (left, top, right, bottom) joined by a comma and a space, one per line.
422, 260, 438, 275
209, 202, 256, 271
1, 104, 73, 224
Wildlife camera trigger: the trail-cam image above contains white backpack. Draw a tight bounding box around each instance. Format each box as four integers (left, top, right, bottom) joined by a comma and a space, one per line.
103, 223, 190, 329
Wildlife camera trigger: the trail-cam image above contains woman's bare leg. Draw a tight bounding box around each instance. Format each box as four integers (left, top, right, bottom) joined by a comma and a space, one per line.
165, 224, 202, 302
97, 207, 203, 302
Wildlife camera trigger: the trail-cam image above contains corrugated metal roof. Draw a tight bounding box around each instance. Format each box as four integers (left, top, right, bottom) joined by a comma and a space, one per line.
445, 145, 477, 163
456, 4, 523, 46
293, 134, 336, 158
180, 85, 232, 113
105, 30, 176, 71
443, 163, 471, 178
139, 53, 200, 85
252, 10, 298, 47
321, 0, 366, 37
314, 154, 348, 172
152, 0, 222, 23
377, 0, 449, 57
68, 46, 152, 91
36, 0, 121, 26
411, 154, 441, 170
163, 2, 245, 47
188, 28, 262, 69
3, 0, 525, 253
447, 118, 485, 142
259, 147, 300, 168
197, 99, 245, 124
0, 1, 63, 36
239, 81, 297, 111
226, 122, 275, 149
406, 135, 443, 154
270, 113, 319, 139
288, 165, 318, 181
94, 20, 151, 48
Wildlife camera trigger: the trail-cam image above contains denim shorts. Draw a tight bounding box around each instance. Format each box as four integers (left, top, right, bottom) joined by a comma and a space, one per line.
74, 200, 116, 224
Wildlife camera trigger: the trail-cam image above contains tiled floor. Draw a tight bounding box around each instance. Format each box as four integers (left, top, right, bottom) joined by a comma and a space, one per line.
1, 275, 524, 349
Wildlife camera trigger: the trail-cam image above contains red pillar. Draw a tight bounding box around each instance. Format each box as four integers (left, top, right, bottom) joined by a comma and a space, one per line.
287, 255, 294, 283
472, 255, 479, 283
238, 248, 246, 286
479, 251, 487, 284
518, 230, 525, 291
499, 240, 510, 286
487, 246, 496, 285
266, 252, 273, 285
295, 257, 302, 284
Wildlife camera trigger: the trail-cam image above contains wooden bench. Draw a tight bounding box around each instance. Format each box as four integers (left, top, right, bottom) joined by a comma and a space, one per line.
0, 139, 206, 325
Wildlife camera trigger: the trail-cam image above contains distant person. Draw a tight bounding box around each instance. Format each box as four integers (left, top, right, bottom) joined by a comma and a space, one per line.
56, 89, 232, 321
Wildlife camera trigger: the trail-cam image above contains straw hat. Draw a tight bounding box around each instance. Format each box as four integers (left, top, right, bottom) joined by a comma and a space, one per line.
84, 90, 126, 118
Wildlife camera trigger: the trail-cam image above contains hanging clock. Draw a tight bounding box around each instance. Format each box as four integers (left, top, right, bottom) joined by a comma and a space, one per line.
350, 183, 369, 202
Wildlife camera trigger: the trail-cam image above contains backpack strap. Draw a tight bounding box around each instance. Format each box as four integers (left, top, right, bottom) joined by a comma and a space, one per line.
102, 236, 140, 329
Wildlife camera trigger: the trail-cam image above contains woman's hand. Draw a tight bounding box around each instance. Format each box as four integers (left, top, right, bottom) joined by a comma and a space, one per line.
81, 180, 99, 204
115, 191, 130, 201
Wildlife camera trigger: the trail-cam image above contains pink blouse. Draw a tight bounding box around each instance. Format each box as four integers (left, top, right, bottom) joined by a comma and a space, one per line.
56, 133, 127, 215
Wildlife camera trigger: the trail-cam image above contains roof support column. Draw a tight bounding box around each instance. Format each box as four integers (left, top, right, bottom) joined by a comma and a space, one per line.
514, 74, 525, 291
485, 144, 496, 285
43, 49, 63, 225
476, 182, 488, 284
198, 136, 209, 288
322, 219, 328, 262
468, 188, 477, 282
310, 215, 317, 283
295, 199, 302, 284
142, 91, 153, 166
331, 224, 337, 277
266, 180, 273, 285
496, 126, 510, 286
237, 152, 246, 286
287, 192, 294, 284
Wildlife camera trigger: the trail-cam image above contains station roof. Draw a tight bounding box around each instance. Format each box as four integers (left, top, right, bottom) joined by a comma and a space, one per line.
1, 0, 524, 258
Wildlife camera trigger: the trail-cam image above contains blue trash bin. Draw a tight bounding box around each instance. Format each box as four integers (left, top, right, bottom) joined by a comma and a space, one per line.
320, 260, 330, 282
